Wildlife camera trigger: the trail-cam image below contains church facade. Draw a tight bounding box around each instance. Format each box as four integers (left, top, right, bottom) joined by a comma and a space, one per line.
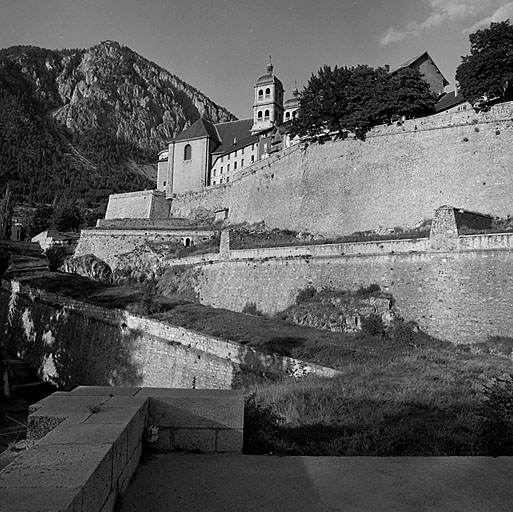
157, 60, 299, 195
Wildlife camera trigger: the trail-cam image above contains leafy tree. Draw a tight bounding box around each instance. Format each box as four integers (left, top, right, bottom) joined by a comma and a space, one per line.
456, 20, 513, 106
290, 64, 436, 140
51, 203, 83, 232
27, 205, 53, 238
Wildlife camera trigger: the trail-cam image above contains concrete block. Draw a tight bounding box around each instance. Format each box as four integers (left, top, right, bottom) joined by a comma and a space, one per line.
99, 489, 118, 512
38, 422, 125, 446
112, 429, 129, 486
70, 386, 141, 396
117, 457, 133, 497
81, 445, 114, 512
0, 486, 82, 512
103, 395, 148, 410
27, 414, 67, 441
0, 444, 112, 496
83, 406, 137, 426
30, 394, 109, 415
136, 388, 243, 398
129, 441, 142, 475
216, 428, 244, 453
126, 408, 146, 455
174, 428, 216, 452
149, 396, 244, 429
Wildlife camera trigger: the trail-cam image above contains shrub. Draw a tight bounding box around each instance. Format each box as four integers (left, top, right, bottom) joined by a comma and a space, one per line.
296, 286, 317, 304
243, 392, 285, 454
478, 374, 513, 456
242, 302, 263, 316
45, 246, 67, 271
387, 319, 417, 345
355, 283, 381, 297
360, 314, 385, 336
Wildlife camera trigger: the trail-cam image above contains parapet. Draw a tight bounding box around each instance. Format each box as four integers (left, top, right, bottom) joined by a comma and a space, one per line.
0, 386, 244, 512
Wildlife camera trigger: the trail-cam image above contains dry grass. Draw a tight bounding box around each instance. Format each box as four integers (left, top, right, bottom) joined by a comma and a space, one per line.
245, 335, 513, 456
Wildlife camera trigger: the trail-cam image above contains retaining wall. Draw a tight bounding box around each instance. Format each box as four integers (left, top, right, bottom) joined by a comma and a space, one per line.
74, 228, 217, 270
0, 280, 337, 392
170, 102, 513, 236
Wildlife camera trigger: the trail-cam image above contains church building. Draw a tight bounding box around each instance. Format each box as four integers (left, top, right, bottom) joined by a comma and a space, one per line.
157, 59, 299, 195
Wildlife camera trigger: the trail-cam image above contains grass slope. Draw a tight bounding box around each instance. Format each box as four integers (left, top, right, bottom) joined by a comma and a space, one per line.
24, 272, 513, 456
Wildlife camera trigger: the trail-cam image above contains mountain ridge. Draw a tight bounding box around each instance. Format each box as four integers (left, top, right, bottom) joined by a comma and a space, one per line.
0, 40, 236, 206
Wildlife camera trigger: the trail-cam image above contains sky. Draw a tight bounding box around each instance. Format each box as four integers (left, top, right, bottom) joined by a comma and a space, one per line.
1, 0, 513, 118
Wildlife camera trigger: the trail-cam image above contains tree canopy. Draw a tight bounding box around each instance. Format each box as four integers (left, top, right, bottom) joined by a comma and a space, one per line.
455, 20, 513, 106
290, 64, 437, 140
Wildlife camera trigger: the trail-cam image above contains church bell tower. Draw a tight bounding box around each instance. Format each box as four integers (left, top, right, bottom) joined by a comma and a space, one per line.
251, 57, 284, 134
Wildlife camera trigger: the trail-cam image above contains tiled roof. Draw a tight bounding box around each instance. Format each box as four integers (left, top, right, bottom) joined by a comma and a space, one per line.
173, 118, 220, 143
435, 91, 468, 112
212, 119, 258, 155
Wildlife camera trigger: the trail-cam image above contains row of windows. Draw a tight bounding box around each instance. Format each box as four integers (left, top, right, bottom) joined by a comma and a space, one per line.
257, 111, 283, 124
220, 144, 255, 162
257, 88, 282, 100
212, 176, 230, 185
213, 154, 256, 177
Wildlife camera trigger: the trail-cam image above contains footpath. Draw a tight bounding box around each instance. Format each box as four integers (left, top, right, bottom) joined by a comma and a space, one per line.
120, 452, 513, 512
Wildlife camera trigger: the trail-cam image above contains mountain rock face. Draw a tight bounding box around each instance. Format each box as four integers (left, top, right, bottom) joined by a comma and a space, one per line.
0, 41, 236, 205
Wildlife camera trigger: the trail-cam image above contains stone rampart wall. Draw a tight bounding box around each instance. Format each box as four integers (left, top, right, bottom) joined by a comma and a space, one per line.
171, 102, 513, 236
0, 280, 337, 391
105, 190, 168, 220
74, 228, 216, 269
192, 245, 513, 345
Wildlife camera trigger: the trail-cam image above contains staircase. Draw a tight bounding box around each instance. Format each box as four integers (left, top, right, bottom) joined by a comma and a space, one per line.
1, 348, 49, 397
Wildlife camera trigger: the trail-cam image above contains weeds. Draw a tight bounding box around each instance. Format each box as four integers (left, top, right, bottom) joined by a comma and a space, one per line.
478, 374, 513, 455
87, 403, 102, 414
243, 392, 285, 454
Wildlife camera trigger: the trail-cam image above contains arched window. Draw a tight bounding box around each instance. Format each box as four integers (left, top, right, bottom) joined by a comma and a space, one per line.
285, 112, 290, 119
184, 144, 192, 160
264, 109, 270, 119
265, 88, 271, 97
258, 89, 263, 98
257, 111, 263, 119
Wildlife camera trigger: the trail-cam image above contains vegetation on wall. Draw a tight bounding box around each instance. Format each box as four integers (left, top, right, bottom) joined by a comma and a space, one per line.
456, 20, 513, 107
290, 64, 436, 140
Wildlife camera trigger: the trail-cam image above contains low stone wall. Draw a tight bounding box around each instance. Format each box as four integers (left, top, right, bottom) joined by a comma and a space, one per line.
0, 280, 338, 391
0, 386, 244, 512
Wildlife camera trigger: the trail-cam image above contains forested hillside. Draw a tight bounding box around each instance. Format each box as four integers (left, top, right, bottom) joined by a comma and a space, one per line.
0, 41, 236, 207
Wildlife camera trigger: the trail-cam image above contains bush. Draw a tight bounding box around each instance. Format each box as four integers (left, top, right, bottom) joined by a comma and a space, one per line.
387, 319, 417, 345
360, 314, 385, 336
242, 302, 263, 316
355, 283, 381, 297
45, 246, 67, 271
296, 286, 317, 304
479, 374, 513, 456
243, 392, 285, 454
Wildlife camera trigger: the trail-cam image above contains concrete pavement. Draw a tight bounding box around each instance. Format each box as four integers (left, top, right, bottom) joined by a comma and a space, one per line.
120, 453, 513, 512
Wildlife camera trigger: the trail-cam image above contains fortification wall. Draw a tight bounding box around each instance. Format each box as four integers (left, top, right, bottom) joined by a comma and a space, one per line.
171, 103, 513, 236
75, 228, 215, 270
194, 247, 513, 344
0, 280, 336, 391
105, 190, 169, 220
